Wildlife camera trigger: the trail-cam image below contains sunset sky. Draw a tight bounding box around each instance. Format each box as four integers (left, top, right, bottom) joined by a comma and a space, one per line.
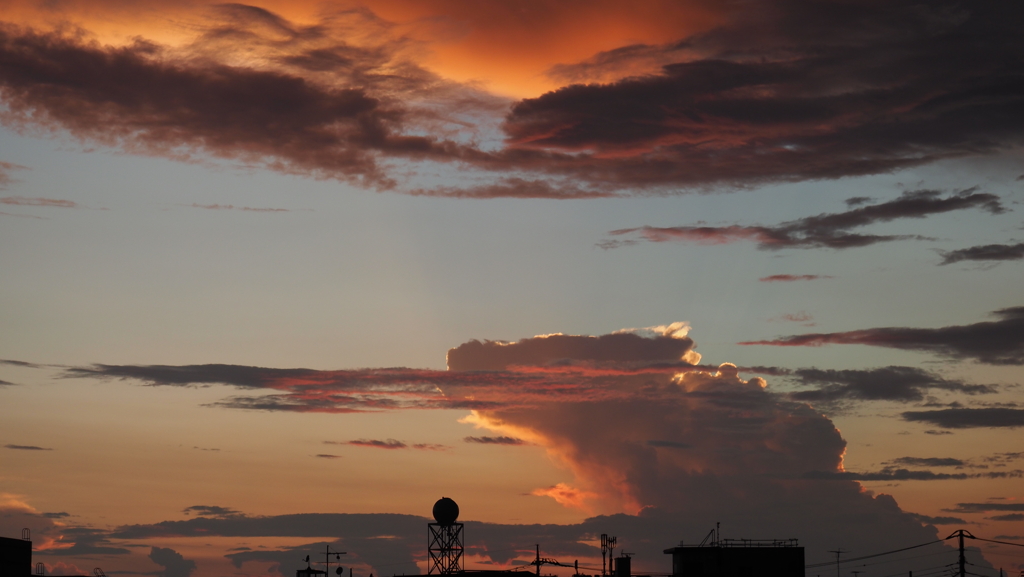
2, 1, 1024, 576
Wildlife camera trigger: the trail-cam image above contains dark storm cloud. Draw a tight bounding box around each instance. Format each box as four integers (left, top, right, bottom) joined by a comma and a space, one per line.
464, 436, 527, 445
504, 1, 1024, 191
0, 10, 490, 191
149, 546, 197, 577
759, 274, 832, 282
938, 242, 1024, 265
4, 444, 53, 450
2, 1, 1023, 197
901, 407, 1024, 429
446, 331, 694, 371
741, 306, 1024, 365
605, 188, 1004, 250
786, 366, 995, 403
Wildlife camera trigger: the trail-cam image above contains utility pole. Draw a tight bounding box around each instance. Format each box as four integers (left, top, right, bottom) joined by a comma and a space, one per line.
828, 548, 846, 577
536, 544, 541, 577
602, 535, 608, 577
944, 529, 975, 577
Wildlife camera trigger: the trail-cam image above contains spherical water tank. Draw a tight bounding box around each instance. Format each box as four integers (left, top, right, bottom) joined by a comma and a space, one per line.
432, 497, 459, 525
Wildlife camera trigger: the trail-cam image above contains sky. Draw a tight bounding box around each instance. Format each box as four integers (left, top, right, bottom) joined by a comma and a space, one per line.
1, 1, 1024, 576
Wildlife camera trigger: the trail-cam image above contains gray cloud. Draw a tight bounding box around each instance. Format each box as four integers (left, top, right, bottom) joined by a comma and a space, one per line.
902, 407, 1024, 428
464, 436, 527, 445
786, 366, 995, 403
4, 444, 53, 450
939, 242, 1024, 265
742, 306, 1024, 365
149, 546, 197, 577
605, 188, 1003, 250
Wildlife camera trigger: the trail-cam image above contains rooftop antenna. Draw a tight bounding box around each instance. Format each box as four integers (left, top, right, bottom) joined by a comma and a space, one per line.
93, 569, 106, 577
22, 528, 31, 540
428, 497, 463, 574
322, 544, 347, 576
828, 548, 846, 577
35, 562, 45, 576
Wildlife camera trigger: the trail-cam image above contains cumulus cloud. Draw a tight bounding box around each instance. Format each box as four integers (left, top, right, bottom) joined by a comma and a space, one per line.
604, 188, 1004, 250
149, 546, 197, 577
786, 366, 996, 403
938, 242, 1024, 265
901, 407, 1024, 429
446, 329, 697, 371
66, 324, 958, 572
741, 306, 1024, 365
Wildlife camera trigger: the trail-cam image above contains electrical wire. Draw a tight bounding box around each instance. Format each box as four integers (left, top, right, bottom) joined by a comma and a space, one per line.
806, 541, 945, 568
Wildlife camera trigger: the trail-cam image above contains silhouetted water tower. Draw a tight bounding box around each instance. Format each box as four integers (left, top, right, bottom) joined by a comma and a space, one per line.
428, 497, 464, 575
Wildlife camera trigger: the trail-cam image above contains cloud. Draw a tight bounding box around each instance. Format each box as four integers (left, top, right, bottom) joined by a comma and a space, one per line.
3, 1, 1023, 197
149, 546, 197, 577
61, 324, 964, 574
182, 505, 241, 518
887, 457, 966, 468
531, 483, 599, 512
464, 436, 527, 445
938, 242, 1024, 265
907, 513, 968, 525
901, 408, 1024, 429
0, 160, 27, 188
740, 306, 1024, 365
605, 188, 1004, 250
0, 196, 78, 208
759, 275, 832, 282
803, 468, 1023, 481
316, 453, 341, 459
4, 443, 53, 450
347, 439, 407, 449
446, 329, 696, 371
189, 203, 289, 212
947, 503, 1024, 513
786, 366, 996, 403
0, 12, 492, 191
987, 514, 1024, 521
503, 1, 1024, 191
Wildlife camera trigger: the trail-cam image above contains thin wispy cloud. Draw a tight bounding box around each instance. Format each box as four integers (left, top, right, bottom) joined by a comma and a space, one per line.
603, 189, 1004, 250
741, 306, 1024, 365
189, 203, 290, 213
938, 242, 1024, 265
759, 274, 832, 282
464, 436, 527, 446
1, 196, 79, 208
5, 443, 53, 450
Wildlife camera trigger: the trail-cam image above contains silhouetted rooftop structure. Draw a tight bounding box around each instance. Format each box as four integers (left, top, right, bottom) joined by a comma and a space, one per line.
664, 538, 803, 577
1, 533, 32, 577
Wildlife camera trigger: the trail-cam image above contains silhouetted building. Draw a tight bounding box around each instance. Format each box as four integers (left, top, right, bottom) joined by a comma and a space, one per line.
298, 565, 328, 577
664, 539, 803, 577
1, 534, 32, 577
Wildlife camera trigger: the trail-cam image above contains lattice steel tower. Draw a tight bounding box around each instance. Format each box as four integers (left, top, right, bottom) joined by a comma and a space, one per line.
428, 497, 464, 575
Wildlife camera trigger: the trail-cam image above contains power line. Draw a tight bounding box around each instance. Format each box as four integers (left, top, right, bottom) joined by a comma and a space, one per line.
807, 541, 944, 568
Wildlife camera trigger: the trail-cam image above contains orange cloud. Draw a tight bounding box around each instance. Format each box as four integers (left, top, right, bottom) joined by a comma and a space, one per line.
531, 483, 598, 512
